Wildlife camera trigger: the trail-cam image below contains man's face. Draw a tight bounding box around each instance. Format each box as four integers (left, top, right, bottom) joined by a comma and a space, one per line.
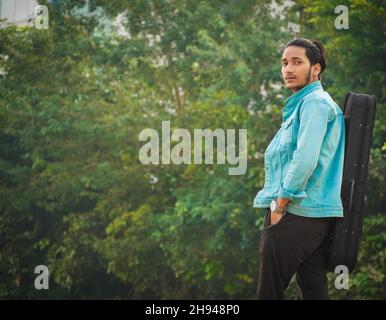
281, 46, 320, 92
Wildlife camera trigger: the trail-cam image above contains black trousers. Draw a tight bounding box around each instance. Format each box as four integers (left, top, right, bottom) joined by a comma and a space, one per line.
256, 209, 332, 300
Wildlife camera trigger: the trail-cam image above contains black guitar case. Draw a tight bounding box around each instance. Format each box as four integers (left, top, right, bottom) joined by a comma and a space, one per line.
326, 92, 376, 273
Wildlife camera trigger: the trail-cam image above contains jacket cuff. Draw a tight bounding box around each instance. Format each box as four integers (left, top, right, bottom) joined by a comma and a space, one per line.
278, 185, 307, 200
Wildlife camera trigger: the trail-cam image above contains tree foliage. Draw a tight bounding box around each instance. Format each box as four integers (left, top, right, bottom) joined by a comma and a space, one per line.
0, 0, 384, 299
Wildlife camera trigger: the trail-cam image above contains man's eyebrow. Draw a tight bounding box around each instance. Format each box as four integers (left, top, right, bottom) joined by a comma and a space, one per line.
282, 56, 304, 62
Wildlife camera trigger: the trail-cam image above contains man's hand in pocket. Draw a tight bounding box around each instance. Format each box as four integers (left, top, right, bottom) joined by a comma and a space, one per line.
270, 211, 285, 226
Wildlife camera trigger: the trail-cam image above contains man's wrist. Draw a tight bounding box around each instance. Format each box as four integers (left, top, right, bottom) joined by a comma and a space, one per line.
277, 198, 290, 208
270, 199, 288, 214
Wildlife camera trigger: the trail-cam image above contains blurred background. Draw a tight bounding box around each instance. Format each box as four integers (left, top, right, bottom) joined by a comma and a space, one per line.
0, 0, 384, 299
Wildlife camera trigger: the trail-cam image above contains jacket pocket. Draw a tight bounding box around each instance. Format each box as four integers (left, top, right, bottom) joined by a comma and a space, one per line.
279, 117, 294, 149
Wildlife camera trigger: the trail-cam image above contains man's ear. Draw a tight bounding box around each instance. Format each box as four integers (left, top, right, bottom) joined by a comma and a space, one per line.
312, 63, 321, 78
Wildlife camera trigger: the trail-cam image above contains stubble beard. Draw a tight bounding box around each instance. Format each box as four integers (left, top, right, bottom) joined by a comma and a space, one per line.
290, 67, 313, 92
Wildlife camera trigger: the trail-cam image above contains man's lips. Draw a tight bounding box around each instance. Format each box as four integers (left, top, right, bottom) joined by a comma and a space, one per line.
285, 76, 296, 80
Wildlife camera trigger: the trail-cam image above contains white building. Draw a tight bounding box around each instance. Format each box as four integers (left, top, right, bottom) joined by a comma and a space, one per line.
0, 0, 39, 27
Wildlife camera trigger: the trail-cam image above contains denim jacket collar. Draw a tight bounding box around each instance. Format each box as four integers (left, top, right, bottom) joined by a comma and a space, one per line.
282, 80, 323, 121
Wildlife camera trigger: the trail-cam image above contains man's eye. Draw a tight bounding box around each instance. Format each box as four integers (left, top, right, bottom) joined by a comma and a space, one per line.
295, 61, 301, 64
282, 63, 287, 66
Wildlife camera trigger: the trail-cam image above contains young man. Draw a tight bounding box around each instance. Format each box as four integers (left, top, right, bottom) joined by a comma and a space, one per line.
253, 38, 345, 300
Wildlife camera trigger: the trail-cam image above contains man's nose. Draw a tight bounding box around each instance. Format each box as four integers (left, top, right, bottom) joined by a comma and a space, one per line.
284, 65, 294, 73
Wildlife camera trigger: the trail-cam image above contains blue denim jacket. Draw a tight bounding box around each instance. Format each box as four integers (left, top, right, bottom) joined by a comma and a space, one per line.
253, 81, 345, 217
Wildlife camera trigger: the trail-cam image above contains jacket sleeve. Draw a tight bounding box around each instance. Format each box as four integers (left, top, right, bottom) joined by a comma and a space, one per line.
278, 99, 331, 200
